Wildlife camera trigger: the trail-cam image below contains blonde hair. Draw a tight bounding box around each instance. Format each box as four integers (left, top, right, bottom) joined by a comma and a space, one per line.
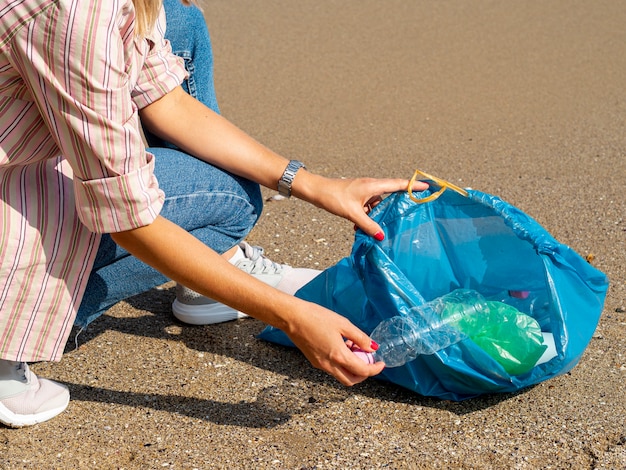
133, 0, 196, 37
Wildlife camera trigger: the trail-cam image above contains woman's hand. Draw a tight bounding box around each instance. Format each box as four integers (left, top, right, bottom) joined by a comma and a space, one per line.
283, 299, 385, 386
292, 174, 429, 240
112, 216, 383, 386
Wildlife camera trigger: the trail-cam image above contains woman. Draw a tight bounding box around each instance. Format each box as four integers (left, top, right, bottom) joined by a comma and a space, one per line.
0, 0, 427, 427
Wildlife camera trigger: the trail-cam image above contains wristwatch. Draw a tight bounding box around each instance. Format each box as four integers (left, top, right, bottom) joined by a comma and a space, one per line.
277, 160, 306, 198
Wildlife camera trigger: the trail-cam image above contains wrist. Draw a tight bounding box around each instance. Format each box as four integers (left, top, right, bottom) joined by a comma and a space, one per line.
277, 160, 306, 198
290, 170, 326, 203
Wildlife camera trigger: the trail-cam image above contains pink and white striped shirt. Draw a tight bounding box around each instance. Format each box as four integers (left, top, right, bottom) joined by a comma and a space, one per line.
0, 0, 187, 361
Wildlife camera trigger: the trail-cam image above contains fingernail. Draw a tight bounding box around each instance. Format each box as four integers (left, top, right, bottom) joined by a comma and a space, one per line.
374, 231, 385, 241
370, 340, 379, 351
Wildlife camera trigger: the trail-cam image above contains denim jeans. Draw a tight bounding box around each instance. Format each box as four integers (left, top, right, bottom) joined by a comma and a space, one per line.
75, 1, 263, 327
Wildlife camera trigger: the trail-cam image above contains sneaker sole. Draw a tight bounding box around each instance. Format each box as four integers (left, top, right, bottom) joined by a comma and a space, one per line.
0, 394, 69, 428
172, 299, 248, 325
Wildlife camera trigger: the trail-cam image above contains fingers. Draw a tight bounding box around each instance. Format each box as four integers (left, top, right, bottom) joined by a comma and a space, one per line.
305, 343, 384, 386
311, 176, 429, 240
365, 195, 383, 213
353, 218, 385, 241
350, 178, 429, 239
329, 324, 385, 385
295, 308, 386, 386
362, 177, 428, 195
335, 361, 386, 387
327, 349, 386, 386
410, 179, 430, 192
352, 201, 386, 239
348, 328, 379, 353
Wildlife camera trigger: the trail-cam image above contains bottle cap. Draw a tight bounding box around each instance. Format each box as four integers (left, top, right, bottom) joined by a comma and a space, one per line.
351, 348, 376, 364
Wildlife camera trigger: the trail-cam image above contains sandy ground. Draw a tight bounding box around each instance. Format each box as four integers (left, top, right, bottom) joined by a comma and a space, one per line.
2, 1, 625, 468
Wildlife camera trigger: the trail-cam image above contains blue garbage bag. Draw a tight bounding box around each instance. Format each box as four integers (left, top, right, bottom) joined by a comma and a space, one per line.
259, 182, 609, 401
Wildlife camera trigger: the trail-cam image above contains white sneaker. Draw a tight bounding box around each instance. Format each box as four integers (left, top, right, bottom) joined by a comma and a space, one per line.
172, 241, 320, 325
0, 361, 69, 428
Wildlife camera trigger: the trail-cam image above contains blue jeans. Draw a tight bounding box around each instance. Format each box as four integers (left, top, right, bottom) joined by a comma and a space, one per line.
75, 1, 263, 327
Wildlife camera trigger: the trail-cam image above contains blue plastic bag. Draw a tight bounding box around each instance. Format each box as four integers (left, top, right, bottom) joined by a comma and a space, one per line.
259, 177, 609, 400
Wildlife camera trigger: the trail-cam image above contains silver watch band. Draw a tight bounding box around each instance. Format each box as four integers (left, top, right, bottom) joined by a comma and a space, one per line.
277, 160, 306, 198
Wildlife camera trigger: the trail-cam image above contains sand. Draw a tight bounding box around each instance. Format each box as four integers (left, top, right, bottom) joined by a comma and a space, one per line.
2, 1, 625, 468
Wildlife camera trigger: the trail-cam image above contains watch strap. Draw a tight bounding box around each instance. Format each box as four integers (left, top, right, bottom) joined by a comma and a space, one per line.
277, 160, 306, 198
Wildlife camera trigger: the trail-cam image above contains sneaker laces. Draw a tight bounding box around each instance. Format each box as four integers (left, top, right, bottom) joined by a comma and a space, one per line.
0, 361, 30, 401
0, 361, 27, 383
15, 362, 27, 382
238, 242, 287, 275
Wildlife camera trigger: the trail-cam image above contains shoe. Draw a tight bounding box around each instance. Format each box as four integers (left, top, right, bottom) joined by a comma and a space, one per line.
0, 361, 70, 428
172, 241, 320, 325
172, 283, 249, 325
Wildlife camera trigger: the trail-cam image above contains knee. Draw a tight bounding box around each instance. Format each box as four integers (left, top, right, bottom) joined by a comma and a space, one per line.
163, 0, 208, 38
245, 181, 264, 223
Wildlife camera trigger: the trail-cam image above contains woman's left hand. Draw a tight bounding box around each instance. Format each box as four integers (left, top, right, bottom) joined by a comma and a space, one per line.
293, 174, 429, 240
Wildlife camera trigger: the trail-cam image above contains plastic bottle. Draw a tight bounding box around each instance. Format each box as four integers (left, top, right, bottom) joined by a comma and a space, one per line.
353, 289, 490, 367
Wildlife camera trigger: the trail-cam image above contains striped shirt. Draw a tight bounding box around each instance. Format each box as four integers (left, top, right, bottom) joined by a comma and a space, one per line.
0, 0, 187, 361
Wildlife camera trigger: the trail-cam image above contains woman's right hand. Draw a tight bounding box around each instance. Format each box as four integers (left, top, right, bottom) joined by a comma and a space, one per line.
282, 299, 385, 386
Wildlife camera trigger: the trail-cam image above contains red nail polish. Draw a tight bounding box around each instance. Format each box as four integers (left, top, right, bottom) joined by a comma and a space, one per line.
374, 231, 385, 241
370, 340, 379, 351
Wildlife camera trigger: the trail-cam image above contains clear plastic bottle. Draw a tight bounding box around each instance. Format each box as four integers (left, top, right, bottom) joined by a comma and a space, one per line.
353, 289, 490, 367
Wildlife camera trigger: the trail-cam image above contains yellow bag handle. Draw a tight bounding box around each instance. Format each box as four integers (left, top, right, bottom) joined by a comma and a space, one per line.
408, 169, 469, 204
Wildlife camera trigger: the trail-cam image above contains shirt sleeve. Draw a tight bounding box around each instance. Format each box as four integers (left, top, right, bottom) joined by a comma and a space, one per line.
9, 1, 186, 233
132, 7, 188, 109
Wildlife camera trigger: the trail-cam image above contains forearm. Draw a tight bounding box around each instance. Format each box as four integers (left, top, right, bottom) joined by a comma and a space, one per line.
140, 87, 296, 190
110, 215, 297, 331
139, 87, 427, 237
110, 215, 384, 384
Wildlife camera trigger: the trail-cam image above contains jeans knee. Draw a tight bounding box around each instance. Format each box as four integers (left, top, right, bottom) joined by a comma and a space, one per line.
245, 181, 264, 223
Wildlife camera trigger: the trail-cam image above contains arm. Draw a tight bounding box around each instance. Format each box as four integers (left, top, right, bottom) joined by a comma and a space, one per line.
139, 87, 428, 237
111, 216, 386, 385
136, 87, 428, 384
